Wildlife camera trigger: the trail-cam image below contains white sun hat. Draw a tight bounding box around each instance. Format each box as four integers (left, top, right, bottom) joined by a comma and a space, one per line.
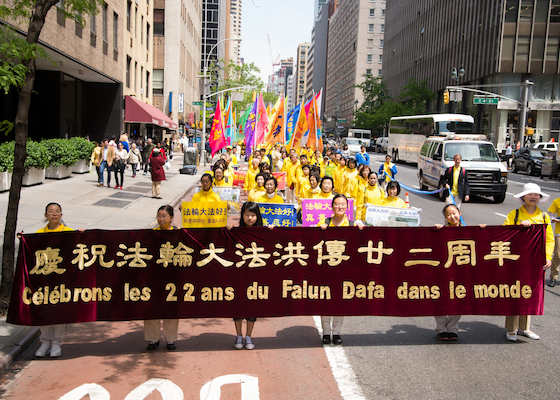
513, 182, 550, 205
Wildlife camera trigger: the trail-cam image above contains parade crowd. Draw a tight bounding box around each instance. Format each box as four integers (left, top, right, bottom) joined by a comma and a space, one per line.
30, 137, 559, 357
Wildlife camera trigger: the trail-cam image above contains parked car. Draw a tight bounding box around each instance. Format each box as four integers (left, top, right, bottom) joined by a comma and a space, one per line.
375, 137, 388, 153
511, 148, 546, 175
533, 142, 558, 152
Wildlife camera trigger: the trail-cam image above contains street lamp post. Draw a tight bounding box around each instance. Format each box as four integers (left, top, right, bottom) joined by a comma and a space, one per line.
201, 37, 242, 166
451, 66, 465, 114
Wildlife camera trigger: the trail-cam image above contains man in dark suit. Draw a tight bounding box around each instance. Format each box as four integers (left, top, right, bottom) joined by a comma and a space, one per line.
444, 154, 470, 208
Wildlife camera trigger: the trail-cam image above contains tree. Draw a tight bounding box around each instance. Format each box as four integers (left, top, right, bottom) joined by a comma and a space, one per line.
397, 77, 437, 114
0, 0, 102, 302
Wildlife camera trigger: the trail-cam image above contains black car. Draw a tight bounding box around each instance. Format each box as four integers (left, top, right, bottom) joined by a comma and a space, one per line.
511, 148, 546, 175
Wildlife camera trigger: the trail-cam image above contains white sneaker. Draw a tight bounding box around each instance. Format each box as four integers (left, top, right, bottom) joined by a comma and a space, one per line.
35, 343, 50, 358
506, 331, 518, 342
245, 336, 254, 350
234, 335, 243, 350
50, 344, 62, 357
520, 330, 540, 340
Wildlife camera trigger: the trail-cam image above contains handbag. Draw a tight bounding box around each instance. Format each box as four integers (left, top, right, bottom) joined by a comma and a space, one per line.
165, 161, 171, 170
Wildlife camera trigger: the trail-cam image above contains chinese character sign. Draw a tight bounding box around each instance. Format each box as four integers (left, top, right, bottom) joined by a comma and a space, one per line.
365, 205, 421, 227
301, 198, 354, 227
258, 203, 297, 227
7, 225, 545, 326
181, 201, 228, 228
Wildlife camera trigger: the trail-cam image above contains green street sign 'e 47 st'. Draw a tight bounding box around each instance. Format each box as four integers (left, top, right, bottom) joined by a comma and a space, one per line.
474, 97, 498, 105
193, 101, 203, 106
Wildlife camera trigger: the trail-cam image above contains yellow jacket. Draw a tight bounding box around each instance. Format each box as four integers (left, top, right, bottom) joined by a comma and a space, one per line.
314, 190, 334, 200
297, 174, 311, 198
244, 165, 259, 192
343, 169, 359, 198
333, 165, 346, 193
503, 206, 554, 260
256, 193, 284, 204
356, 183, 386, 220
248, 188, 266, 202
281, 159, 300, 187
380, 196, 407, 209
214, 177, 232, 187
192, 189, 222, 202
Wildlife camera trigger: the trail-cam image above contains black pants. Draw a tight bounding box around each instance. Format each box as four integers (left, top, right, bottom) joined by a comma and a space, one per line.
114, 163, 125, 186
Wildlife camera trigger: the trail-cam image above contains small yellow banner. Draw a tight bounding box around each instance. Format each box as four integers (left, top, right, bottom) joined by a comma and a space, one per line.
182, 201, 228, 228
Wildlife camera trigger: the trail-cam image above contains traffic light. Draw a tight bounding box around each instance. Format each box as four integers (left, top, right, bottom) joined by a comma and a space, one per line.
443, 90, 450, 104
526, 127, 534, 136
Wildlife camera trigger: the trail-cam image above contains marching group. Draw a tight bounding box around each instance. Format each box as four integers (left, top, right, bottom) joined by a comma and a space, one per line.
33, 138, 559, 357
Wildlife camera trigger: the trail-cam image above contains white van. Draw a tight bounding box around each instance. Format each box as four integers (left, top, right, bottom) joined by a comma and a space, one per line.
375, 137, 388, 153
418, 135, 508, 203
533, 142, 558, 152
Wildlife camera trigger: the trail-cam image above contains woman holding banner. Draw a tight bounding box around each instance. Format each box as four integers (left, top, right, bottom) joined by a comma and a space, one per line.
256, 176, 284, 204
380, 181, 407, 209
193, 174, 222, 202
356, 172, 386, 221
503, 183, 554, 342
319, 194, 363, 345
145, 205, 179, 351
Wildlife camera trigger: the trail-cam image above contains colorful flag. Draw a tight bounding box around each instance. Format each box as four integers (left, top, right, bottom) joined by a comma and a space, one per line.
236, 107, 250, 142
264, 95, 286, 146
209, 98, 226, 157
266, 96, 282, 134
286, 104, 300, 145
224, 97, 234, 146
244, 95, 259, 156
255, 94, 269, 147
307, 94, 324, 152
288, 101, 307, 151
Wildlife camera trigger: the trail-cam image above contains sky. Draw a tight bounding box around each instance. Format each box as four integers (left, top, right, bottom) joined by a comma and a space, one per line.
240, 0, 316, 84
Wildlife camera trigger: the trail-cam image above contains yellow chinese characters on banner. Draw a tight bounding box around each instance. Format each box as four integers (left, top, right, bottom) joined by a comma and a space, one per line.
182, 201, 228, 228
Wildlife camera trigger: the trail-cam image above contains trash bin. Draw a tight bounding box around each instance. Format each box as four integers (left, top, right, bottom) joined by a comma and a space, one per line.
183, 147, 199, 166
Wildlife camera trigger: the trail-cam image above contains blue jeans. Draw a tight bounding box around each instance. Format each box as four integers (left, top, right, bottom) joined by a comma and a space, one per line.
99, 161, 112, 185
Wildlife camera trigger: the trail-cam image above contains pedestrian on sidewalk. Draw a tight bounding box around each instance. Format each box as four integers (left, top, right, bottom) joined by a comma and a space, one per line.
91, 141, 102, 182
503, 183, 553, 342
142, 138, 155, 175
144, 205, 179, 351
113, 142, 128, 189
95, 139, 115, 187
128, 143, 141, 178
150, 149, 166, 199
33, 203, 85, 358
318, 194, 364, 345
227, 202, 274, 350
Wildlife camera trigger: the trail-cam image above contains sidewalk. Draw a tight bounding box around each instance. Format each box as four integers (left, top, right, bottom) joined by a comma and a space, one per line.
0, 149, 204, 374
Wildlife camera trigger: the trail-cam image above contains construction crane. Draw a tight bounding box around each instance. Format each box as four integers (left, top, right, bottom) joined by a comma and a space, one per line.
266, 33, 281, 74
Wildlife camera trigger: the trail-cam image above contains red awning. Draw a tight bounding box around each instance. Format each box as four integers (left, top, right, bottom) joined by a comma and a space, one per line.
125, 95, 177, 130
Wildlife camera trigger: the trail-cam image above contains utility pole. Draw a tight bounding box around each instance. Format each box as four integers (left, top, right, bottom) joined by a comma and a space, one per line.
518, 80, 533, 147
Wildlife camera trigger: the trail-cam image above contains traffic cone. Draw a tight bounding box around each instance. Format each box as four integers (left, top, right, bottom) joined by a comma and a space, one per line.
405, 192, 410, 208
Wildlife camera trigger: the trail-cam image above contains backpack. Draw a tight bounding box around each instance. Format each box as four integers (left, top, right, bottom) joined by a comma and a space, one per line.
513, 208, 549, 225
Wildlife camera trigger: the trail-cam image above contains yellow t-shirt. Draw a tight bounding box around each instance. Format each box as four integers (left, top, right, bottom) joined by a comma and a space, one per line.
192, 189, 222, 202
547, 198, 560, 235
36, 224, 74, 233
382, 162, 395, 183
503, 206, 554, 260
244, 166, 259, 192
256, 193, 284, 204
214, 177, 232, 187
317, 216, 351, 227
380, 196, 407, 209
248, 188, 266, 202
451, 166, 460, 196
343, 169, 359, 198
356, 184, 386, 220
314, 190, 334, 200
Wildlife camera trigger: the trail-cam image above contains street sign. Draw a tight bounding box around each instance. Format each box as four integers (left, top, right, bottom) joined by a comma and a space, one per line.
193, 101, 203, 106
474, 97, 498, 105
337, 119, 347, 123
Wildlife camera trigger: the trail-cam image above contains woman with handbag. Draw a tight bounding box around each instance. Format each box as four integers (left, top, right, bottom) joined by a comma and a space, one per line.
114, 142, 128, 189
127, 143, 142, 178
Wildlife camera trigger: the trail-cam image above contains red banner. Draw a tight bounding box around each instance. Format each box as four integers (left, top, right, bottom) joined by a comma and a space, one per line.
7, 226, 546, 326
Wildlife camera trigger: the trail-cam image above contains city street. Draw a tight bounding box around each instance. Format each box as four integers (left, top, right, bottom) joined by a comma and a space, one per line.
0, 152, 559, 399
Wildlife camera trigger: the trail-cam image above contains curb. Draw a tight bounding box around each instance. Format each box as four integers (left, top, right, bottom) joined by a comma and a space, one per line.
0, 326, 39, 374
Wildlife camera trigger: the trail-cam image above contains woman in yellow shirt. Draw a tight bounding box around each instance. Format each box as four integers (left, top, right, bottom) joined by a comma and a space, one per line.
145, 205, 179, 351
296, 164, 311, 201
256, 176, 284, 204
302, 172, 321, 200
192, 174, 222, 202
503, 183, 554, 342
244, 158, 261, 195
343, 158, 359, 199
379, 181, 407, 208
34, 202, 84, 358
314, 176, 335, 199
248, 172, 267, 202
333, 157, 346, 194
318, 194, 363, 345
213, 166, 232, 187
356, 172, 386, 221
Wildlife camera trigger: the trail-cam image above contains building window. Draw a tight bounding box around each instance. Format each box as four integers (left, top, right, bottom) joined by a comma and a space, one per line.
153, 69, 164, 95
102, 2, 108, 43
113, 12, 118, 51
134, 62, 137, 91
378, 69, 382, 77
368, 24, 374, 33
90, 13, 96, 34
141, 15, 143, 45
127, 1, 131, 31
146, 71, 150, 98
367, 54, 373, 63
379, 39, 384, 48
146, 23, 150, 50
154, 9, 164, 36
140, 66, 143, 89
366, 69, 372, 75
367, 39, 373, 48
380, 24, 385, 33
379, 54, 383, 63
126, 56, 131, 88
369, 9, 375, 17
381, 9, 385, 18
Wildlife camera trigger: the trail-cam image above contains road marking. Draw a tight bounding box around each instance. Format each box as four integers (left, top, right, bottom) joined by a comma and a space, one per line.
313, 316, 366, 400
59, 384, 110, 400
541, 187, 557, 191
200, 375, 260, 400
506, 192, 515, 195
125, 379, 183, 400
495, 213, 508, 218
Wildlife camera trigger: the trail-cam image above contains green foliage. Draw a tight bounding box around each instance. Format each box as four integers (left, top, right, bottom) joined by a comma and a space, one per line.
397, 77, 437, 114
24, 140, 49, 170
0, 120, 14, 136
0, 142, 15, 172
216, 61, 267, 110
69, 136, 96, 160
41, 138, 80, 167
